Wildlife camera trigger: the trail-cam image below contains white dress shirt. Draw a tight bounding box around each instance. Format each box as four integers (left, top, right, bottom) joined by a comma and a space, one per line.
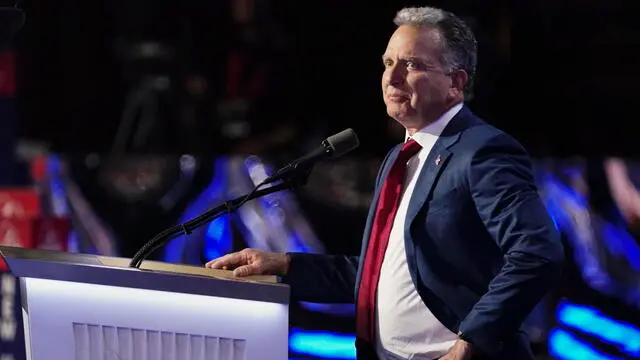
375, 102, 463, 360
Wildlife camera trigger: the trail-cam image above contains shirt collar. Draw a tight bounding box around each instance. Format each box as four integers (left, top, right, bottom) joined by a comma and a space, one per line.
405, 102, 463, 147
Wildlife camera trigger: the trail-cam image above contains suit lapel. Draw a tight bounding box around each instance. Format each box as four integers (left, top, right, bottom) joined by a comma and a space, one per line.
405, 108, 472, 224
401, 108, 473, 295
405, 141, 453, 223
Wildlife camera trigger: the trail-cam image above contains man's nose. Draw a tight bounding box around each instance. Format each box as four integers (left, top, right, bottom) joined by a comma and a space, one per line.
386, 65, 405, 86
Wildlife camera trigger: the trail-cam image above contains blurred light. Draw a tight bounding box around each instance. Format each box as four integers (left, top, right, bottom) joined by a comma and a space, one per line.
241, 156, 322, 254
289, 328, 356, 359
601, 223, 640, 271
179, 154, 197, 172
539, 175, 616, 295
164, 158, 228, 263
542, 171, 640, 275
299, 302, 355, 317
245, 156, 270, 184
46, 155, 69, 216
285, 230, 312, 254
548, 328, 623, 360
204, 215, 232, 260
556, 301, 640, 357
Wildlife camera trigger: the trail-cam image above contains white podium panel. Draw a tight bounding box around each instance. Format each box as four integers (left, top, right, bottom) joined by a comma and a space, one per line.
0, 247, 290, 360
23, 278, 288, 360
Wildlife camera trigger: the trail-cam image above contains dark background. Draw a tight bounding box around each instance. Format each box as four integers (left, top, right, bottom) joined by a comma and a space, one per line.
14, 0, 637, 158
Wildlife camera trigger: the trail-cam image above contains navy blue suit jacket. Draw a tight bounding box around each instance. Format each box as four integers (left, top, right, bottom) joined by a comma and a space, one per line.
283, 106, 564, 359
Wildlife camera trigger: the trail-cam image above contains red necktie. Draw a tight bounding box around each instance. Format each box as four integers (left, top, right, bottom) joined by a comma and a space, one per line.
356, 139, 422, 341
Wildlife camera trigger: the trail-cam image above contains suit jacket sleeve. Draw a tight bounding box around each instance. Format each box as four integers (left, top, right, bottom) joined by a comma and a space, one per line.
281, 253, 360, 302
458, 133, 564, 355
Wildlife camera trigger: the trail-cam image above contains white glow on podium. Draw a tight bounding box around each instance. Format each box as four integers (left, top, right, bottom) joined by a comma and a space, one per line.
22, 277, 288, 360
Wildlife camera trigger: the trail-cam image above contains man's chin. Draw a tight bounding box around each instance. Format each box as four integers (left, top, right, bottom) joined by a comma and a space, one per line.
388, 111, 416, 125
389, 114, 428, 135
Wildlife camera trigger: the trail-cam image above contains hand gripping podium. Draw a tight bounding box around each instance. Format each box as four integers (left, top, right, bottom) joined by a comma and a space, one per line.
0, 246, 290, 360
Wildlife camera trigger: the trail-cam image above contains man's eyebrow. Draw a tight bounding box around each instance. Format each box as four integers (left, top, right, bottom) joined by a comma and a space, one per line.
403, 56, 424, 62
382, 55, 425, 62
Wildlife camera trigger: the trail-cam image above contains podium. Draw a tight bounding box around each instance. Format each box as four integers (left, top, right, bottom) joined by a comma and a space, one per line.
0, 246, 290, 360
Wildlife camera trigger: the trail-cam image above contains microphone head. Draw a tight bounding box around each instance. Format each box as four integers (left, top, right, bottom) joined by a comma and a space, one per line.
326, 128, 360, 158
0, 7, 25, 54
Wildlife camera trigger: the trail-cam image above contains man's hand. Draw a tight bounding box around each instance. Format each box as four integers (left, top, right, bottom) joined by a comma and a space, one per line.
205, 248, 290, 277
440, 339, 475, 360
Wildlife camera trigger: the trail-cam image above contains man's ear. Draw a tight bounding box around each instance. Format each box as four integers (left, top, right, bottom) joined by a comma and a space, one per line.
449, 69, 468, 100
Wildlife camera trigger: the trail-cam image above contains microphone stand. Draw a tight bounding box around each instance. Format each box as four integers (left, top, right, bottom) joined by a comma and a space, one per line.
128, 167, 312, 268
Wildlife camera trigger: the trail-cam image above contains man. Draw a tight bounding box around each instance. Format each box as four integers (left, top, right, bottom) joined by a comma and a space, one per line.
207, 6, 563, 360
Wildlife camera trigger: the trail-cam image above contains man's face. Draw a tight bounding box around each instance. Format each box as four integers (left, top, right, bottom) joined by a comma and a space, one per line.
381, 25, 463, 133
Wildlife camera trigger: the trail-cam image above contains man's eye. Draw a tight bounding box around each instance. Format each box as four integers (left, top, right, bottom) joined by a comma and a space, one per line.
406, 61, 420, 70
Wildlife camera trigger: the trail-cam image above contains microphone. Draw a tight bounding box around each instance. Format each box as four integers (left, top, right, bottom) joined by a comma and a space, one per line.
0, 7, 25, 54
129, 128, 359, 268
265, 128, 360, 184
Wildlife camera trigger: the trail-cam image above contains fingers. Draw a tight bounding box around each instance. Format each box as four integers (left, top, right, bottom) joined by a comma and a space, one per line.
232, 264, 261, 277
205, 252, 244, 269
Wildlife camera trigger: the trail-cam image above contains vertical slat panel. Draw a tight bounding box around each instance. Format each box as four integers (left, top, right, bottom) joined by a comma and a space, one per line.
205, 336, 220, 359
87, 324, 104, 360
161, 331, 176, 360
219, 337, 232, 360
147, 330, 161, 360
102, 326, 118, 360
117, 327, 133, 360
191, 335, 205, 360
233, 339, 247, 360
132, 328, 146, 360
73, 323, 88, 360
72, 323, 247, 360
176, 333, 189, 359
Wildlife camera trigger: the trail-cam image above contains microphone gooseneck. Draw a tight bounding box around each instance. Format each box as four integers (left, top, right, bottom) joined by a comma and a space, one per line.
129, 129, 360, 268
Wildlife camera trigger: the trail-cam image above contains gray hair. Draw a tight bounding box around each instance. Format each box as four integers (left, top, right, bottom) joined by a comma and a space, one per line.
394, 7, 478, 100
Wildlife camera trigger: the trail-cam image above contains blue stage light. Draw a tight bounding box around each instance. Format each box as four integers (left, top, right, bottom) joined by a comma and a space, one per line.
548, 328, 623, 360
556, 301, 640, 357
289, 328, 356, 359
